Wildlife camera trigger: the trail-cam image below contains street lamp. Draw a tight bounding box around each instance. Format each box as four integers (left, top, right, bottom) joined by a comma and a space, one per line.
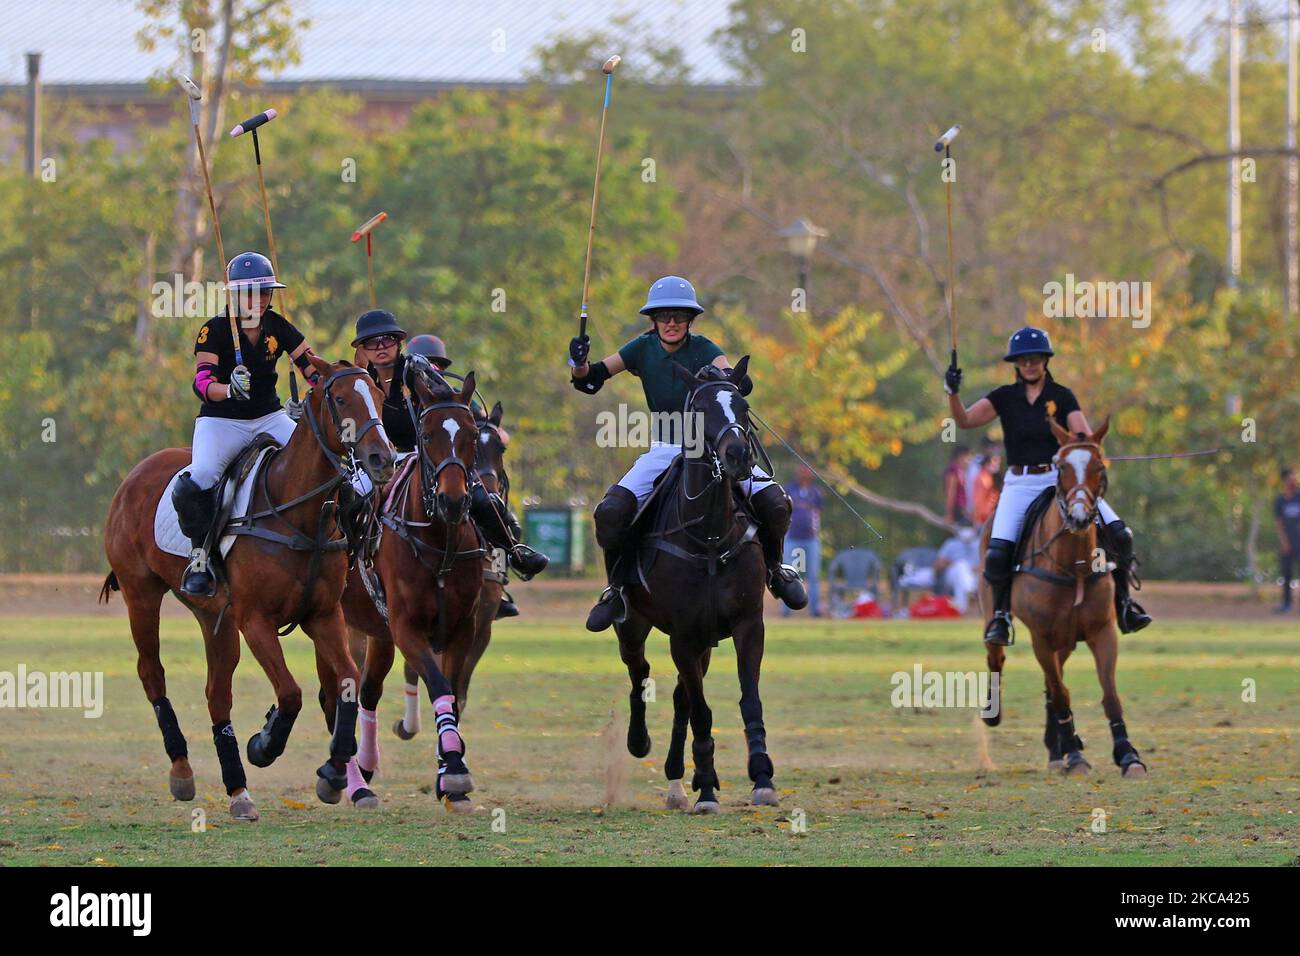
779, 217, 828, 307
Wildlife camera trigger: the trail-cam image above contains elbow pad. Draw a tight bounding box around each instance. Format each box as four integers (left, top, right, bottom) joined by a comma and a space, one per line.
572, 360, 610, 395
294, 348, 321, 385
193, 362, 218, 401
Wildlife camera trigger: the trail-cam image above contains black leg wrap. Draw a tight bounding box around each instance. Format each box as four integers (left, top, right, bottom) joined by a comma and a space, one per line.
1043, 698, 1063, 761
690, 738, 720, 792
152, 696, 188, 762
246, 705, 298, 768
1110, 719, 1144, 769
212, 720, 247, 796
1055, 712, 1084, 754
664, 742, 686, 781
747, 751, 775, 784
330, 699, 360, 763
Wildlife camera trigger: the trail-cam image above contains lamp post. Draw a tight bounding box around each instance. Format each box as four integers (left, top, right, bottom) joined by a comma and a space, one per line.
779, 217, 828, 311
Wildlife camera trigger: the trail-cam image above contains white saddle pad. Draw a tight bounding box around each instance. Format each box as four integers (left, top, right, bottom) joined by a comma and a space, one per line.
154, 446, 277, 560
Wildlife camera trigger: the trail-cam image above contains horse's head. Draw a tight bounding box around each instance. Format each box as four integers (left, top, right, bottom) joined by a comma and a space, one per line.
406, 353, 478, 522
306, 354, 396, 485
1050, 415, 1110, 534
672, 355, 753, 483
473, 401, 509, 499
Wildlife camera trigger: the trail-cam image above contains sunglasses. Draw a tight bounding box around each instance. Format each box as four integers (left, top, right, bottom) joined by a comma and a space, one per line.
652, 312, 693, 326
362, 335, 401, 349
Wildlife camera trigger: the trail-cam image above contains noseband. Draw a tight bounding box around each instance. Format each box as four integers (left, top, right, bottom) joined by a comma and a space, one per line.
1051, 441, 1108, 526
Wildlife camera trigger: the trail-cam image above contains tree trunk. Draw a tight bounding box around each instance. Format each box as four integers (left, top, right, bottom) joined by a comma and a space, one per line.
1246, 494, 1261, 598
136, 231, 156, 349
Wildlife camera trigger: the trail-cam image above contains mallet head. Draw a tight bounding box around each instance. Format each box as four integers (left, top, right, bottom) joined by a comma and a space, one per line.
602, 54, 621, 74
230, 109, 278, 138
176, 74, 202, 100
934, 124, 961, 151
351, 212, 388, 243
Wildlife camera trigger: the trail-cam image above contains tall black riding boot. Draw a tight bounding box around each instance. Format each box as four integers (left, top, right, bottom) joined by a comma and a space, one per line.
749, 485, 808, 610
983, 537, 1016, 645
172, 471, 218, 597
1105, 520, 1152, 634
586, 486, 638, 632
470, 483, 548, 579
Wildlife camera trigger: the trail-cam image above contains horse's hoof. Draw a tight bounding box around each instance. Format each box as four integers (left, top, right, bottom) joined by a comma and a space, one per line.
439, 773, 475, 795
1046, 759, 1065, 772
351, 788, 380, 810
665, 780, 690, 810
1063, 756, 1091, 777
692, 799, 721, 815
751, 787, 780, 807
169, 774, 196, 802
443, 793, 476, 814
1122, 761, 1148, 779
627, 727, 652, 759
392, 718, 418, 741
229, 793, 258, 821
315, 775, 344, 804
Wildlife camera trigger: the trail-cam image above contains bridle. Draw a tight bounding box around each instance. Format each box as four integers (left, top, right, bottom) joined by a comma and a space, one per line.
680, 379, 753, 498
412, 397, 477, 523
474, 418, 509, 505
309, 365, 389, 475
1050, 441, 1108, 529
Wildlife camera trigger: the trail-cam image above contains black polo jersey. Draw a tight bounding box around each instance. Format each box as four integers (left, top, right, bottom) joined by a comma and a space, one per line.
193, 309, 304, 420
367, 353, 418, 453
985, 373, 1081, 467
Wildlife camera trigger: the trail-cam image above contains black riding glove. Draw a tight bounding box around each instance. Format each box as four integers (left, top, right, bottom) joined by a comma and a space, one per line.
944, 360, 963, 395
569, 334, 591, 368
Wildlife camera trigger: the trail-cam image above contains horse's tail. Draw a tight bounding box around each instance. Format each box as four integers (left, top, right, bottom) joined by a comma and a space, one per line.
98, 571, 119, 605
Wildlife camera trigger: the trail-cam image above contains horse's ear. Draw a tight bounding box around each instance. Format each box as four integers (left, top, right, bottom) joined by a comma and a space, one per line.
1048, 416, 1073, 447
1090, 415, 1110, 446
490, 401, 503, 427
458, 371, 477, 406
731, 355, 750, 382
308, 353, 331, 377
671, 361, 697, 385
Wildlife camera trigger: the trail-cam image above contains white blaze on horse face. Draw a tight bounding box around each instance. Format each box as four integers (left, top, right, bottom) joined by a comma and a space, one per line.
352, 377, 391, 447
716, 389, 737, 425
1063, 448, 1093, 524
442, 418, 461, 448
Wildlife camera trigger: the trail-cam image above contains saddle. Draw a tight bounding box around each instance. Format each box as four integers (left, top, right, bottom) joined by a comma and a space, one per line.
1011, 486, 1111, 604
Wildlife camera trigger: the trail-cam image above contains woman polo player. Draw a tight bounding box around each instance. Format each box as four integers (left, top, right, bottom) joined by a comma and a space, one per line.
173, 252, 321, 596
569, 275, 808, 632
945, 327, 1152, 644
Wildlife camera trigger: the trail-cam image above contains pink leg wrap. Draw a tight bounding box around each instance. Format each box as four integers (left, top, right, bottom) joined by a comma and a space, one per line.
358, 706, 379, 773
345, 757, 369, 799
434, 694, 462, 756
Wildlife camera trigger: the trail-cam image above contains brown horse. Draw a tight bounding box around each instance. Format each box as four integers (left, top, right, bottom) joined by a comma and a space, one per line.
980, 416, 1147, 778
100, 356, 397, 819
338, 359, 486, 810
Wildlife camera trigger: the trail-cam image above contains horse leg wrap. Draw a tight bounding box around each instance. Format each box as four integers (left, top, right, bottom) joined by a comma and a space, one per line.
690, 738, 720, 792
152, 696, 188, 762
1043, 699, 1063, 760
434, 695, 464, 758
247, 705, 297, 768
1109, 719, 1143, 769
212, 720, 247, 796
329, 700, 359, 763
1056, 712, 1084, 754
744, 721, 773, 783
358, 706, 380, 774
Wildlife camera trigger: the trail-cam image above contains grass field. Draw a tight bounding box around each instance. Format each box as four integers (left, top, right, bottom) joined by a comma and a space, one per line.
1, 613, 1297, 866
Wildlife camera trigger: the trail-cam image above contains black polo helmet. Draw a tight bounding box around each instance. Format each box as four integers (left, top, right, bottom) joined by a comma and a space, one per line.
406, 334, 452, 369
350, 309, 407, 348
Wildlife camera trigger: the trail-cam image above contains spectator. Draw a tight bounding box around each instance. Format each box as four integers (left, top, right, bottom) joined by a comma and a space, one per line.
943, 445, 973, 525
783, 465, 824, 617
934, 519, 981, 613
972, 449, 1002, 527
965, 436, 998, 511
1275, 467, 1300, 612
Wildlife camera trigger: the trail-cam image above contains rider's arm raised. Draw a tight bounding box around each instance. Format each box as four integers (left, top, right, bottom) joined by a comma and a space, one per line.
949, 393, 997, 429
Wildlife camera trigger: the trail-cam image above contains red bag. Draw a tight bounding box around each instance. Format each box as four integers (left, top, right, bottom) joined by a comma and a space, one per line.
909, 595, 961, 618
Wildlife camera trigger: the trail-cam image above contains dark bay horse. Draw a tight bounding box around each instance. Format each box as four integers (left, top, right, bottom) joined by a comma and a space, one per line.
616, 357, 780, 813
980, 416, 1147, 778
100, 356, 396, 819
339, 358, 486, 810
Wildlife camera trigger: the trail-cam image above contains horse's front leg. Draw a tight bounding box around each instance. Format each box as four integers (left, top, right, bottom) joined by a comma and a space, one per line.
984, 641, 1006, 727
616, 611, 653, 759
664, 676, 690, 810
394, 614, 473, 798
201, 608, 258, 821
734, 615, 778, 806
670, 640, 719, 814
301, 604, 363, 805
1033, 638, 1088, 775
1090, 625, 1147, 778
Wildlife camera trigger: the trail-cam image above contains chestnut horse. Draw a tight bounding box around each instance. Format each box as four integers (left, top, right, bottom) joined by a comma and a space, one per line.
980, 416, 1147, 778
338, 358, 486, 810
100, 356, 396, 819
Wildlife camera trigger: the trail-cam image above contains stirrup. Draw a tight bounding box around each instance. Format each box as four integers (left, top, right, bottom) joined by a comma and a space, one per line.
984, 611, 1015, 646
1118, 598, 1152, 635
508, 544, 548, 580
181, 550, 215, 597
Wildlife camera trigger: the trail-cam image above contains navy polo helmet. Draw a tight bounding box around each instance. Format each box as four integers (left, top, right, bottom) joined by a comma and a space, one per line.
1004, 326, 1054, 361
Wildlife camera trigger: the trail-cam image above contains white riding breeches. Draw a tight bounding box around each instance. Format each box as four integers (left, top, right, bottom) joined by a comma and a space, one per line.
189, 410, 296, 488
988, 467, 1119, 542
616, 442, 776, 504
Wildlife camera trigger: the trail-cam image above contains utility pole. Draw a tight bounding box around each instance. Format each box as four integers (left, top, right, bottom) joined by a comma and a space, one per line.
1288, 0, 1298, 316
1228, 0, 1242, 287
25, 52, 41, 176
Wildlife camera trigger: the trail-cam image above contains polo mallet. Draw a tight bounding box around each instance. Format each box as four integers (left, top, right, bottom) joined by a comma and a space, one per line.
230, 108, 297, 398
934, 123, 961, 371
177, 74, 240, 365
351, 212, 389, 309
578, 54, 622, 342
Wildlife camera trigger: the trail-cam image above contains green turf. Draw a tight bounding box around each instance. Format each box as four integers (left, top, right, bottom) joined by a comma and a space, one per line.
0, 615, 1296, 866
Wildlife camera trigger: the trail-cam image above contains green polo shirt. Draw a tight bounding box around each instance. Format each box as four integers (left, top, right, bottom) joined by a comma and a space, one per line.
618, 331, 724, 418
